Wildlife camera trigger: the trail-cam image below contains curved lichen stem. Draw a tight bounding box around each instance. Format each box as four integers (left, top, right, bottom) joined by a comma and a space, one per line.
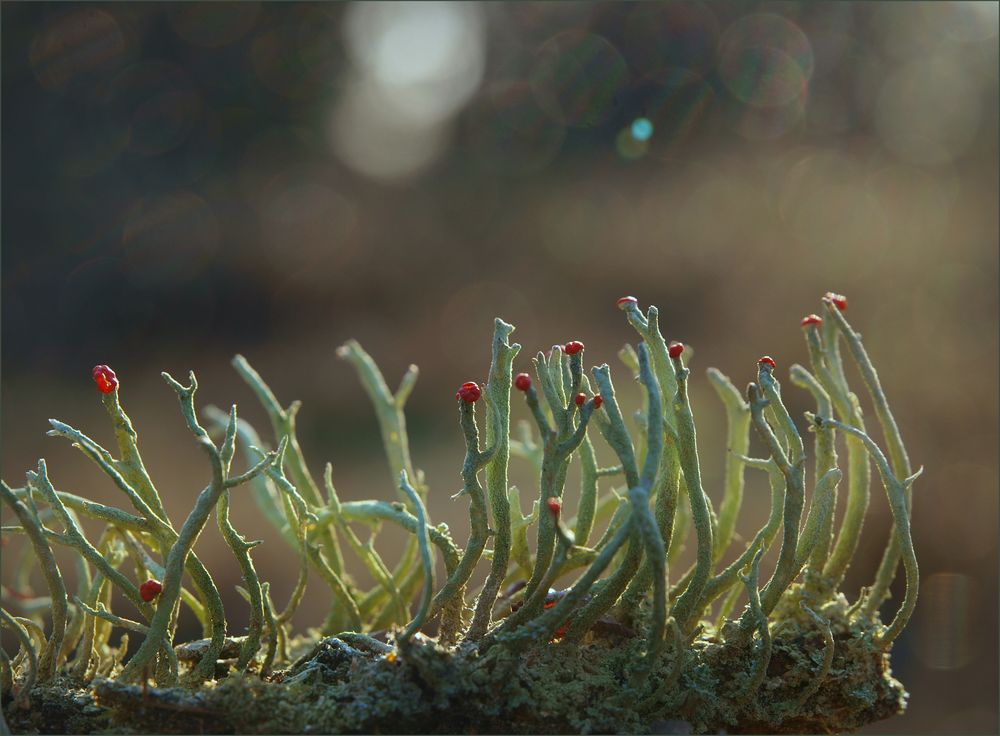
273, 491, 361, 634
46, 417, 232, 663
0, 481, 66, 683
667, 349, 715, 633
323, 464, 408, 627
214, 405, 266, 671
812, 415, 920, 647
335, 342, 425, 627
521, 373, 597, 605
789, 363, 838, 578
336, 500, 461, 580
0, 607, 37, 707
795, 601, 835, 708
796, 319, 871, 596
118, 372, 281, 685
429, 391, 498, 637
396, 471, 433, 647
821, 301, 915, 616
695, 455, 785, 614
468, 318, 520, 640
232, 355, 348, 634
744, 366, 808, 619
707, 368, 751, 563
560, 362, 643, 642
736, 543, 771, 705
26, 463, 153, 617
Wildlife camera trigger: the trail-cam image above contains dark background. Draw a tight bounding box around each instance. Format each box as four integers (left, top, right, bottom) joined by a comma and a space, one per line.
2, 2, 997, 732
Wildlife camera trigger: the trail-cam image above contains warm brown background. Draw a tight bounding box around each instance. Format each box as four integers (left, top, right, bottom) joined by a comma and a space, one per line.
2, 3, 997, 733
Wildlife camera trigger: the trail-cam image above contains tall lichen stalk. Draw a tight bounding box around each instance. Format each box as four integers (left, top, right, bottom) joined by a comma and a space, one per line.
1, 293, 918, 735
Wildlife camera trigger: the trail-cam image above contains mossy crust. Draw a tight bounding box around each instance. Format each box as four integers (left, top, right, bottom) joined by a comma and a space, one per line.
4, 599, 905, 735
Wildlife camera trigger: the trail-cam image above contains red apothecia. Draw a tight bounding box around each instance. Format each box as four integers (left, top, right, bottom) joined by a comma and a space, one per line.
564, 341, 584, 355
758, 356, 777, 369
455, 382, 481, 403
801, 314, 822, 327
574, 393, 586, 407
825, 292, 848, 311
593, 395, 603, 408
668, 342, 684, 359
514, 373, 532, 392
92, 365, 118, 394
139, 579, 163, 602
616, 296, 638, 309
546, 497, 561, 518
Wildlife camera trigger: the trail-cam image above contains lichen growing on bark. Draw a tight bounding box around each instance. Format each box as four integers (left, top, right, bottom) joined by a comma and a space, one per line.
2, 294, 917, 734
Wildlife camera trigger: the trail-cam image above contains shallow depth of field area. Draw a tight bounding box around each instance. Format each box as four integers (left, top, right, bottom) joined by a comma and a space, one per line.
2, 2, 998, 734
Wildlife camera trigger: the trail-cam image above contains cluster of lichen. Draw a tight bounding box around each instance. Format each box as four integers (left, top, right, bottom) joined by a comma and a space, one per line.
0, 294, 919, 734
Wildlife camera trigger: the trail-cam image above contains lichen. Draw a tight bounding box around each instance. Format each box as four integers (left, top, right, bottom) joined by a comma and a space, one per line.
1, 293, 917, 734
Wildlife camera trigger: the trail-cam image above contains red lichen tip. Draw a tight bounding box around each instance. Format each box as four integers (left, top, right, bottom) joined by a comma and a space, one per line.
92, 365, 118, 394
824, 292, 848, 311
668, 341, 684, 359
758, 356, 777, 369
593, 395, 603, 409
564, 340, 584, 355
617, 296, 638, 310
546, 497, 561, 518
574, 392, 587, 406
456, 382, 481, 403
514, 373, 532, 392
800, 314, 823, 327
139, 579, 163, 602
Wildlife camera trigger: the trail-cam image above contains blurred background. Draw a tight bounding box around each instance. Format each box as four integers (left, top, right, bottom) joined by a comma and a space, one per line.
2, 2, 997, 732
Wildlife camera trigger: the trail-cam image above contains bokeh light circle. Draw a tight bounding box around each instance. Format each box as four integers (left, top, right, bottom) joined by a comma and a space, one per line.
530, 30, 629, 128
343, 2, 486, 127
717, 13, 814, 108
330, 80, 449, 182
874, 56, 983, 165
631, 68, 716, 158
631, 118, 654, 142
108, 62, 201, 156
29, 8, 126, 92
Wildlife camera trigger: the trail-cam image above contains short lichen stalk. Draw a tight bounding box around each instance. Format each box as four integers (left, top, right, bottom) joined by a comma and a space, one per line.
1, 292, 918, 736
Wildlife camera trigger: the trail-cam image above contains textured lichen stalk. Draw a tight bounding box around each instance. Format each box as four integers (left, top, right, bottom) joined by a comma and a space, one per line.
1, 293, 917, 735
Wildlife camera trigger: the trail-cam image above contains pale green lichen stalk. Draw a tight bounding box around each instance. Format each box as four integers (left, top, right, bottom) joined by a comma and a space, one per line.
1, 293, 918, 735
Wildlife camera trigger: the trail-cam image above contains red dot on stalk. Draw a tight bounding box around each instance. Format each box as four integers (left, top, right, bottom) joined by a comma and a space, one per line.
92, 365, 118, 394
801, 314, 823, 327
758, 356, 777, 369
617, 296, 638, 310
574, 392, 586, 406
593, 395, 603, 409
546, 497, 561, 518
564, 340, 584, 355
825, 292, 848, 311
139, 579, 163, 602
668, 342, 684, 359
456, 382, 481, 403
514, 373, 532, 392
